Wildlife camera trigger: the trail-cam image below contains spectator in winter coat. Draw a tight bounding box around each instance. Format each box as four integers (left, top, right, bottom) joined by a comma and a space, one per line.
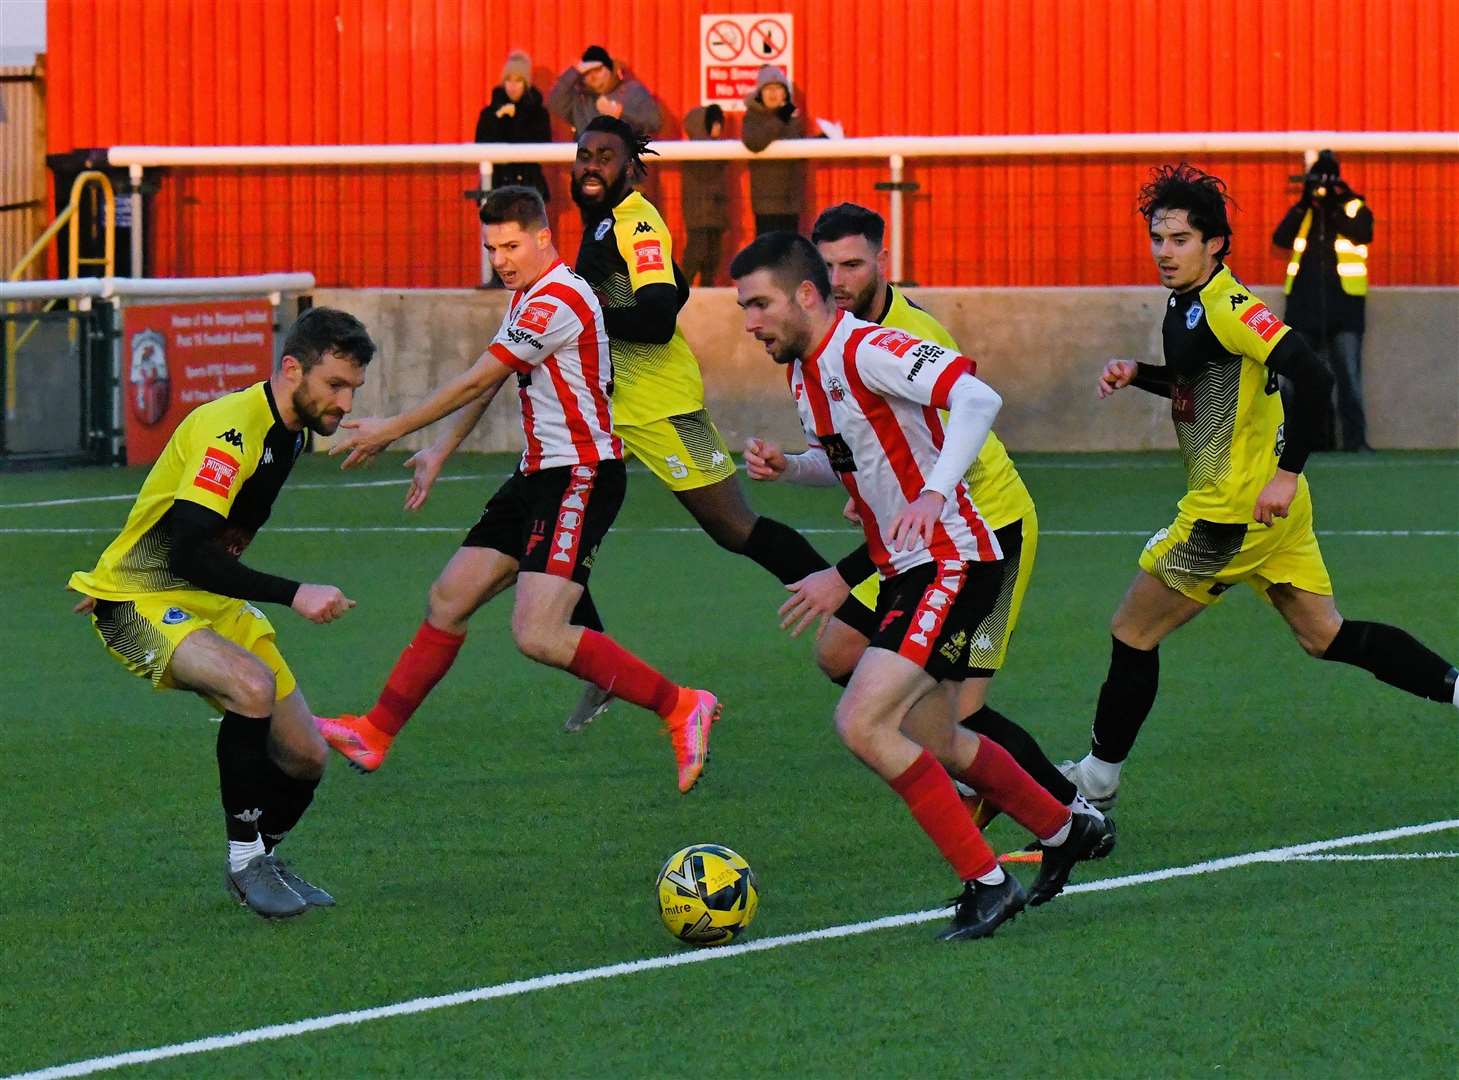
742, 65, 805, 236
548, 45, 662, 139
474, 50, 553, 202
680, 104, 729, 285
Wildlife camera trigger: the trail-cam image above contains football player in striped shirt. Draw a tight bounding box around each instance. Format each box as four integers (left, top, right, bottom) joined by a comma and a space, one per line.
1062, 164, 1458, 810
318, 187, 719, 794
763, 202, 1110, 855
732, 233, 1106, 940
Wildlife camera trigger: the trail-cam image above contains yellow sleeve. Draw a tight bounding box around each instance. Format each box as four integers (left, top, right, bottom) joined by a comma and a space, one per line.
614, 203, 676, 291
170, 406, 263, 517
1207, 289, 1291, 365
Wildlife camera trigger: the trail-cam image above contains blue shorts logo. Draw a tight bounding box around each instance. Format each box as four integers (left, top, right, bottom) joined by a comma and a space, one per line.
1185, 303, 1204, 330
161, 607, 191, 625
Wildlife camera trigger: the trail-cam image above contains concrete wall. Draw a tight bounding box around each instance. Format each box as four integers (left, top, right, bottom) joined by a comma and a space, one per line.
313, 286, 1459, 457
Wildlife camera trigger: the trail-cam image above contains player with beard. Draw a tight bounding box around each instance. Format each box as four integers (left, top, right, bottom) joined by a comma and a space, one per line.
732, 233, 1107, 937
404, 116, 835, 733
67, 308, 375, 919
746, 202, 1110, 855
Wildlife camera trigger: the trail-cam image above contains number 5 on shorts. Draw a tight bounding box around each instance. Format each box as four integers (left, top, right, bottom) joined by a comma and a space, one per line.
665, 454, 689, 480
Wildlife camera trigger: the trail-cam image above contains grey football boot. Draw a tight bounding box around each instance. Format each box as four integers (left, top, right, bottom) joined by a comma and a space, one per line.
226, 853, 307, 918
267, 853, 336, 907
564, 684, 613, 732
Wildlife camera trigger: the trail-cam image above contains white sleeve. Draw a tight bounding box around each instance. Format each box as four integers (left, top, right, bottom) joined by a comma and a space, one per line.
781, 447, 839, 486
488, 293, 582, 373
921, 376, 1002, 499
851, 330, 971, 408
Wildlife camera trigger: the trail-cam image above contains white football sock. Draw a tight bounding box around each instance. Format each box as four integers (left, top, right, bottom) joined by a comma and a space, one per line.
974, 865, 1006, 886
1083, 754, 1123, 792
1041, 815, 1073, 847
228, 836, 265, 873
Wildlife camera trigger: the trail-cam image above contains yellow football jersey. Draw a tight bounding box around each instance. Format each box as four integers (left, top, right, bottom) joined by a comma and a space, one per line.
1160, 265, 1297, 523
69, 381, 306, 601
575, 190, 706, 427
880, 286, 1034, 530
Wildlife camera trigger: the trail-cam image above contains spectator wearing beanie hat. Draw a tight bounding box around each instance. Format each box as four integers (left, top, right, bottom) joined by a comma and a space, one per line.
742, 64, 806, 236
680, 104, 730, 285
548, 44, 662, 138
474, 50, 553, 202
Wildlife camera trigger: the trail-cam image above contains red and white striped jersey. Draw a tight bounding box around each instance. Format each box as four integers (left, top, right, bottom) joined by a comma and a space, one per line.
487, 259, 622, 474
788, 311, 1002, 576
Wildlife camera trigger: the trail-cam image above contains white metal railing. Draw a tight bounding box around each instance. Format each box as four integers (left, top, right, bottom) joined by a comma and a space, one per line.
0, 272, 315, 306
106, 131, 1459, 284
1, 273, 314, 460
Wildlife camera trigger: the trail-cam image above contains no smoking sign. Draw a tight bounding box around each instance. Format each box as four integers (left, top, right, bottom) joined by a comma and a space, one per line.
699, 12, 794, 112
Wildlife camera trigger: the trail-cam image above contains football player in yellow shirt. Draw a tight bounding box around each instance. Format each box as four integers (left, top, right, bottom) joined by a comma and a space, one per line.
1062, 165, 1458, 809
67, 308, 374, 918
747, 203, 1112, 854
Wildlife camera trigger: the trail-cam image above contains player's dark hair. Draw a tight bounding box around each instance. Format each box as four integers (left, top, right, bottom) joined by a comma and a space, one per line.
1138, 163, 1233, 259
580, 115, 658, 180
729, 231, 831, 301
281, 307, 376, 371
811, 202, 886, 248
479, 184, 549, 231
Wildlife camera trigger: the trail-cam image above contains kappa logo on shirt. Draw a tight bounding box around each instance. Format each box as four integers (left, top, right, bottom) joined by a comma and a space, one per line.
193, 446, 240, 498
516, 300, 557, 335
633, 239, 665, 273
1240, 302, 1284, 342
216, 428, 245, 450
633, 220, 656, 235
869, 328, 917, 358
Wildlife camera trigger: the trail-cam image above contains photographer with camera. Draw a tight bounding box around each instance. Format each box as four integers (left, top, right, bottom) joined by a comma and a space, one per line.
1272, 150, 1375, 452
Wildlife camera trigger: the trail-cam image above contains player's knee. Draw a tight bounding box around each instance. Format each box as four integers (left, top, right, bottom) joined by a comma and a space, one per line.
1298, 616, 1342, 658
510, 613, 568, 667
426, 578, 470, 633
701, 510, 754, 552
833, 698, 874, 757
815, 639, 857, 684
233, 660, 276, 717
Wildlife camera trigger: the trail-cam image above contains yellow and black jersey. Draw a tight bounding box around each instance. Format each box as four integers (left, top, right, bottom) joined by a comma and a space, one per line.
1160, 265, 1296, 523
69, 381, 306, 601
879, 286, 1034, 531
575, 190, 707, 427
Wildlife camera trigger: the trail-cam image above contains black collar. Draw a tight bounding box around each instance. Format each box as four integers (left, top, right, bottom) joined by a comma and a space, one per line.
262, 379, 284, 426
874, 283, 895, 325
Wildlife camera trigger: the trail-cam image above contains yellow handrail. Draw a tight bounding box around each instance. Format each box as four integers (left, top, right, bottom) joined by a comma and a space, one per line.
5, 170, 117, 416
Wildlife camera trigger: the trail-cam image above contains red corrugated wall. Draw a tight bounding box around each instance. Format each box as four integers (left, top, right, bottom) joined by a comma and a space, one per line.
46, 0, 1459, 286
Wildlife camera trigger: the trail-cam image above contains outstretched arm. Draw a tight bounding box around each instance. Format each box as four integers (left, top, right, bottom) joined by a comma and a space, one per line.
331, 350, 514, 469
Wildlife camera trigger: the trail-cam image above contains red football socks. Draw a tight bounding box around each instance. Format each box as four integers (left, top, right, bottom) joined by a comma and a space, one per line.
889, 749, 998, 881
366, 620, 466, 736
957, 736, 1070, 841
568, 629, 680, 718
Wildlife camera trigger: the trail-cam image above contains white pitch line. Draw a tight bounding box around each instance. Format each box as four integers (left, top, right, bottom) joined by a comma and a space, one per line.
4, 455, 1453, 510
4, 526, 1456, 539
1282, 851, 1459, 862
10, 818, 1456, 1080
0, 474, 499, 510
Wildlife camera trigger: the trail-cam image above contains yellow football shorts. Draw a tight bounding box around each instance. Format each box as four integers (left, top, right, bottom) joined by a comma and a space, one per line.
849, 512, 1038, 675
1138, 485, 1332, 606
616, 409, 738, 492
88, 590, 297, 701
